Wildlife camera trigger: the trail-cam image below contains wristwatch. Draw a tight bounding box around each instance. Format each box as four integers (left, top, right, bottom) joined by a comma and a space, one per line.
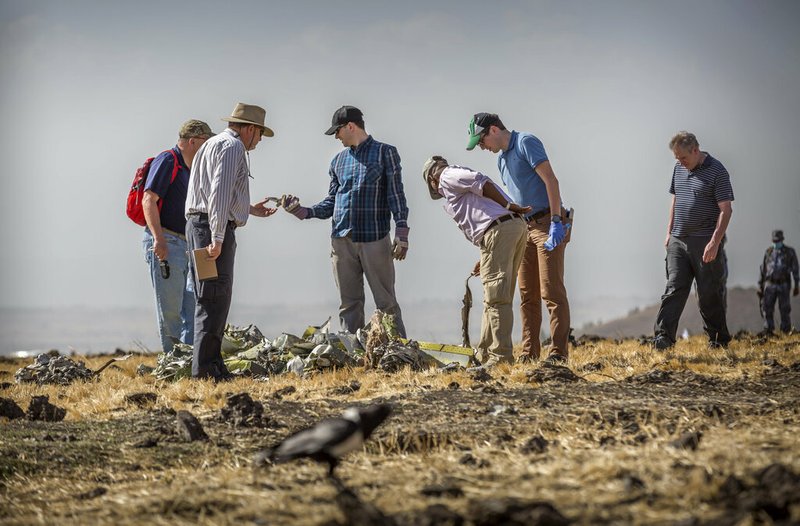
551, 215, 562, 223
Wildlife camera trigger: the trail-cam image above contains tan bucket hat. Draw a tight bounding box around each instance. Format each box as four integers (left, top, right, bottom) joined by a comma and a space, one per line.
422, 155, 448, 200
221, 102, 274, 137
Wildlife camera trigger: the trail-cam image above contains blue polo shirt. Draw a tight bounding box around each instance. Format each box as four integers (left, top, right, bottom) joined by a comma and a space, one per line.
669, 152, 734, 237
144, 146, 190, 234
497, 131, 551, 217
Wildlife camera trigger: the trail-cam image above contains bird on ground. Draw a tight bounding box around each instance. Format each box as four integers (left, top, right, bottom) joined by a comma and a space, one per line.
267, 403, 392, 479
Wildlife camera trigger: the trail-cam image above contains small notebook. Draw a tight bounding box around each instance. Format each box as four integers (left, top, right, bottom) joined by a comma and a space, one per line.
192, 248, 218, 281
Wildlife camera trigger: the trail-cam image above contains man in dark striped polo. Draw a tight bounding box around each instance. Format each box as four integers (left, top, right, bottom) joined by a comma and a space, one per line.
653, 132, 734, 350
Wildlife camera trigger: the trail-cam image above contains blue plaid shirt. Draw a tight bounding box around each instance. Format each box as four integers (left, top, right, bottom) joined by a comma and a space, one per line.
309, 136, 409, 242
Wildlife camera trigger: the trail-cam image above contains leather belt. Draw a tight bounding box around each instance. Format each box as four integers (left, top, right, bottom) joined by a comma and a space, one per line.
486, 214, 519, 232
188, 212, 237, 229
525, 207, 551, 222
162, 228, 186, 240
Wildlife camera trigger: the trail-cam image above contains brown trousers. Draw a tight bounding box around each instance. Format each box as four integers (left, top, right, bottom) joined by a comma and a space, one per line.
518, 214, 571, 359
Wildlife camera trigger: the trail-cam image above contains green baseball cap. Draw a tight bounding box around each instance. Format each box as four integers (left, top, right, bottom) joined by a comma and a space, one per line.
466, 112, 501, 151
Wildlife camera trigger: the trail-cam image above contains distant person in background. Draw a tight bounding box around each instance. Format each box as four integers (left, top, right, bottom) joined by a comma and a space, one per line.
422, 156, 529, 367
142, 119, 213, 354
653, 131, 734, 350
185, 103, 277, 382
467, 112, 572, 364
281, 105, 409, 337
758, 229, 799, 334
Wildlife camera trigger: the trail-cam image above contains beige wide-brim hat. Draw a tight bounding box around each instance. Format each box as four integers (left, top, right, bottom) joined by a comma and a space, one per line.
221, 102, 275, 137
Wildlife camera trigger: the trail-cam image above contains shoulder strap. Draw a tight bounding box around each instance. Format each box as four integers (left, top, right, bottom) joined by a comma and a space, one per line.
167, 149, 181, 185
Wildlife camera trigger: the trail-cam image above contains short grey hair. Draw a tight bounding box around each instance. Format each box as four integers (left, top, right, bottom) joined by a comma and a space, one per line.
669, 131, 699, 151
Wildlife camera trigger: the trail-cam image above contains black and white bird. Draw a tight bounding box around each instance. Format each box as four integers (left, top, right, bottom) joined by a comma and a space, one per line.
268, 403, 392, 479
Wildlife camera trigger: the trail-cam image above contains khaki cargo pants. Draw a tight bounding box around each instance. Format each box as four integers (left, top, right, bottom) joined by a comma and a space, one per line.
477, 217, 527, 364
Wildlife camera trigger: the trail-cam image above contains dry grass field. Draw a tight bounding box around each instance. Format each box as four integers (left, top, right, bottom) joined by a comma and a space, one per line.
1, 333, 799, 525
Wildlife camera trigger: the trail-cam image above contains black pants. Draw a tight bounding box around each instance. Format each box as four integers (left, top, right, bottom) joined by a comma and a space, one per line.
654, 235, 730, 345
186, 215, 237, 378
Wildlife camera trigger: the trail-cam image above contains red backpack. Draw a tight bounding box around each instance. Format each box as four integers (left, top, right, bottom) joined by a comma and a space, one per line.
126, 150, 180, 226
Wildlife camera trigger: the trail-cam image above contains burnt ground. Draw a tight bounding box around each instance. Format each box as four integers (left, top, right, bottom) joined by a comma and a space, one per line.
1, 356, 799, 525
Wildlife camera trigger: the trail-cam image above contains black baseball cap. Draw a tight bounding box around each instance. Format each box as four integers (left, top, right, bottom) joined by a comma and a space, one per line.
772, 230, 784, 242
466, 112, 503, 150
325, 105, 364, 135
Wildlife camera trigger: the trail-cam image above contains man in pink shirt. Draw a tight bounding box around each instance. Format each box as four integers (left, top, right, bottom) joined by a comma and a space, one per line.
422, 156, 530, 366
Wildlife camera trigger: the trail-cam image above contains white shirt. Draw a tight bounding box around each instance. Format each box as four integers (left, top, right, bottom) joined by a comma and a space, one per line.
185, 128, 251, 242
439, 166, 512, 246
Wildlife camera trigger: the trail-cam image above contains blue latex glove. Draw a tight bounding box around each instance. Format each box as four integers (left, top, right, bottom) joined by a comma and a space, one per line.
543, 221, 570, 251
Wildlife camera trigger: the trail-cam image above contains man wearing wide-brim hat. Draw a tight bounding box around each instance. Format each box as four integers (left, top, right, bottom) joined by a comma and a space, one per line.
185, 102, 277, 382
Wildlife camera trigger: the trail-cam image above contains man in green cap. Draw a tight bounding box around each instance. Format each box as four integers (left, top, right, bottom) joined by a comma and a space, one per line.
142, 119, 213, 355
467, 112, 572, 364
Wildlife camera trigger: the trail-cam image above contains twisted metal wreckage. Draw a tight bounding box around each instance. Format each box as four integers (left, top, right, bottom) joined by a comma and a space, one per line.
13, 311, 475, 385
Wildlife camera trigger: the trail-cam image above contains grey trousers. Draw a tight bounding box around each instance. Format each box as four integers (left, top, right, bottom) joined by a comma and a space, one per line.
331, 235, 406, 337
186, 215, 236, 378
654, 235, 730, 345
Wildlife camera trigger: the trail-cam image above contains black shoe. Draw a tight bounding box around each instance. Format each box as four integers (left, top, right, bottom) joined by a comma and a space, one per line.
652, 337, 673, 351
213, 371, 236, 383
194, 362, 235, 382
708, 340, 730, 350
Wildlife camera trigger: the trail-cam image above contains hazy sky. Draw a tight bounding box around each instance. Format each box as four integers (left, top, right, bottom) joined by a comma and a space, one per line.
1, 1, 799, 334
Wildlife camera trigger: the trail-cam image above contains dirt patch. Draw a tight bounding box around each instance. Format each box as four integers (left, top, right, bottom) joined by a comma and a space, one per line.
1, 337, 799, 524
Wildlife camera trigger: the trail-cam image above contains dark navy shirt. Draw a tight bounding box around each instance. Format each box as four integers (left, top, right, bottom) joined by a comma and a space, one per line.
309, 136, 409, 242
669, 153, 734, 237
144, 146, 190, 234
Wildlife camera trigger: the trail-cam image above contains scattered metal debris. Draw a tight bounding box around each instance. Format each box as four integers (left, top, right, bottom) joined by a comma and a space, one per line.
15, 354, 95, 385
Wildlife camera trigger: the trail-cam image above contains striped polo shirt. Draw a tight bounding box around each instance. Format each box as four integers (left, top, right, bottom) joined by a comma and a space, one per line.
185, 128, 252, 242
669, 152, 734, 237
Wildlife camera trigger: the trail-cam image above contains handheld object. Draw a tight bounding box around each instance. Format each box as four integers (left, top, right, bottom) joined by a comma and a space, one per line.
159, 260, 170, 279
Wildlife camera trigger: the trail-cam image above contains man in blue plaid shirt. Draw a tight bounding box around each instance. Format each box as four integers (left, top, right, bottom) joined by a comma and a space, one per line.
283, 106, 409, 336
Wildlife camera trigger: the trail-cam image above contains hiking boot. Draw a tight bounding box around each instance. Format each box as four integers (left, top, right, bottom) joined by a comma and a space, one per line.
518, 353, 539, 365
652, 337, 673, 352
543, 353, 567, 365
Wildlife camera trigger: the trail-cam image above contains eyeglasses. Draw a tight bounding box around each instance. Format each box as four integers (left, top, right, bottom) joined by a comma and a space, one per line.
478, 128, 490, 146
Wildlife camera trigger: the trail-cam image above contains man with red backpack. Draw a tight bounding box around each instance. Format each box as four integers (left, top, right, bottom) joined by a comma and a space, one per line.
142, 119, 214, 354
